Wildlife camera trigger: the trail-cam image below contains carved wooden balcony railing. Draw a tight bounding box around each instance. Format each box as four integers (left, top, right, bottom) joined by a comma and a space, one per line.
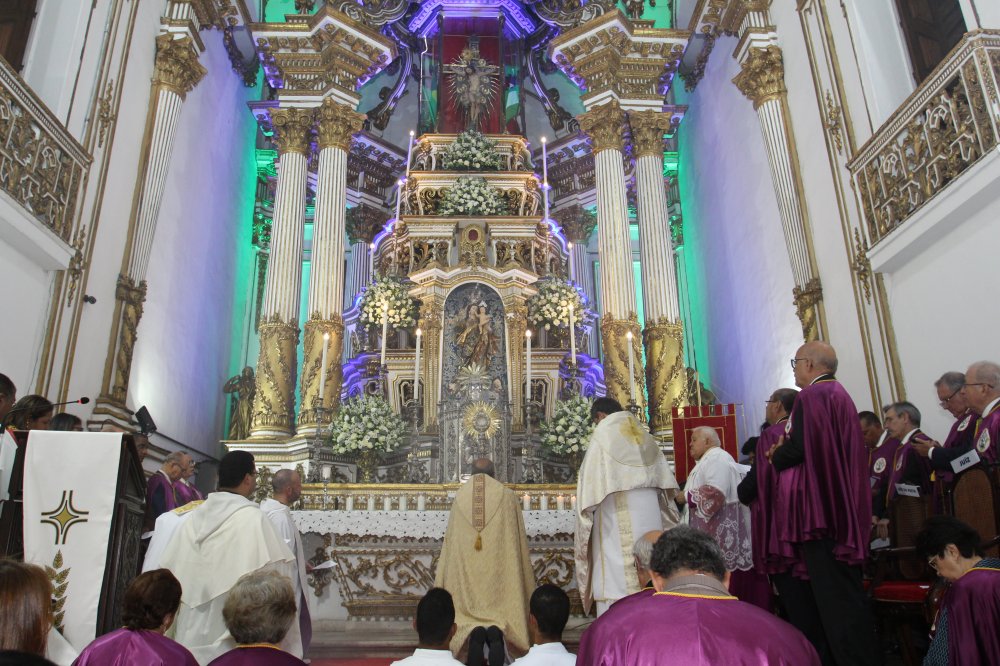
0, 56, 90, 243
848, 30, 1000, 244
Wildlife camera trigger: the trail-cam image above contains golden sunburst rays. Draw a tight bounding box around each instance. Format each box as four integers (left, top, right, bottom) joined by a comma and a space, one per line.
462, 401, 501, 440
445, 43, 499, 130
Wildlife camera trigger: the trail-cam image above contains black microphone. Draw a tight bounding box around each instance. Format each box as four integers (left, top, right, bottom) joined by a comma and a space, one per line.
1, 397, 90, 431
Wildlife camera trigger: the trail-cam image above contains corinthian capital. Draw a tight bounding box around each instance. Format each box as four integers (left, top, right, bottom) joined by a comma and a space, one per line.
577, 99, 626, 154
316, 98, 366, 151
628, 110, 679, 158
345, 204, 387, 245
268, 107, 314, 155
153, 34, 206, 98
732, 45, 787, 109
554, 205, 598, 244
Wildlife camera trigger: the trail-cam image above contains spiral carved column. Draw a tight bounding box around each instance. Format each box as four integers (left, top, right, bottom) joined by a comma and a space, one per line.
630, 109, 686, 432
249, 107, 312, 438
298, 100, 365, 431
578, 100, 645, 414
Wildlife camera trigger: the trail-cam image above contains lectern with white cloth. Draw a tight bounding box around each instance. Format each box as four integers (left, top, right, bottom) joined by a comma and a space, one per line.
14, 431, 145, 652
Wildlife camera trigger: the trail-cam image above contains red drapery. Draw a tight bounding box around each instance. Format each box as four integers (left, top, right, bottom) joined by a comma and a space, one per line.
439, 18, 504, 134
671, 404, 741, 485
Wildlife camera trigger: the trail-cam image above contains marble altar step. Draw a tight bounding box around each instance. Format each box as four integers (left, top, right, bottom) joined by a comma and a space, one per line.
308, 617, 592, 660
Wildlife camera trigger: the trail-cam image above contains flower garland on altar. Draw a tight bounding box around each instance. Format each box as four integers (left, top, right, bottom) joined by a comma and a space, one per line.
539, 395, 594, 456
526, 278, 595, 332
358, 276, 419, 331
441, 130, 502, 171
328, 395, 408, 455
439, 176, 509, 216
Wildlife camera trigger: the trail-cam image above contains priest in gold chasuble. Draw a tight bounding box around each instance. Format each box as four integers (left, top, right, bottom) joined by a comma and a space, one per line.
435, 459, 534, 658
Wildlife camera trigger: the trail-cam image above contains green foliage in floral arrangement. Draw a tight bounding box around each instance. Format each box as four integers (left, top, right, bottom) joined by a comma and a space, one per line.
526, 278, 596, 332
439, 176, 509, 216
329, 395, 408, 455
441, 130, 502, 171
539, 395, 595, 456
358, 276, 419, 332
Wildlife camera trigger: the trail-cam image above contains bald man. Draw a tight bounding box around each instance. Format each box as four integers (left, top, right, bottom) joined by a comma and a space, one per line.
767, 342, 878, 666
960, 361, 1000, 465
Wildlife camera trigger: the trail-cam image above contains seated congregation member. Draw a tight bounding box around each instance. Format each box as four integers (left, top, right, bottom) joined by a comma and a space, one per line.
207, 570, 305, 665
435, 458, 534, 660
633, 530, 661, 591
576, 526, 820, 665
510, 584, 576, 666
390, 588, 465, 666
0, 559, 51, 656
876, 402, 934, 540
9, 395, 53, 430
917, 516, 1000, 666
49, 413, 83, 432
73, 569, 197, 665
0, 374, 16, 423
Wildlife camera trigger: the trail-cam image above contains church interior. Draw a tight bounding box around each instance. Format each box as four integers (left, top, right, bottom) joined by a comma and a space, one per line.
2, 0, 1000, 663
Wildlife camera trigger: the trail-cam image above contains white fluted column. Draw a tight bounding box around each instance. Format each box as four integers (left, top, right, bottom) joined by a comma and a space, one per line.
344, 203, 386, 310
299, 100, 366, 430
577, 100, 645, 413
249, 107, 313, 438
554, 205, 598, 356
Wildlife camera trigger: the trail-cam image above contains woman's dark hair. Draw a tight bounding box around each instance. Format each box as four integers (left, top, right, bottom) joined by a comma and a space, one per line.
49, 413, 82, 432
0, 559, 52, 655
9, 395, 53, 430
916, 516, 984, 560
121, 569, 183, 630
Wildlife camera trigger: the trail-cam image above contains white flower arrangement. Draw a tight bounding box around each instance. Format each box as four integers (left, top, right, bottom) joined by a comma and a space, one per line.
328, 395, 408, 455
441, 130, 502, 171
438, 176, 509, 216
539, 395, 594, 456
526, 278, 596, 332
358, 276, 419, 332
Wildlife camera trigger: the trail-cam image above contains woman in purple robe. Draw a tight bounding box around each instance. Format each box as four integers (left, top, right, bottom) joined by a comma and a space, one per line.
73, 569, 197, 666
917, 516, 1000, 666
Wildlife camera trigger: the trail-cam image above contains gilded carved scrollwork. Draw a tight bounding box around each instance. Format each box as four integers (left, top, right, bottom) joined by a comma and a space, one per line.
251, 314, 300, 434
628, 109, 678, 158
577, 99, 626, 153
850, 228, 873, 304
153, 34, 207, 98
554, 205, 597, 244
345, 204, 387, 245
600, 313, 646, 415
792, 278, 824, 343
643, 319, 685, 431
732, 46, 787, 110
268, 107, 314, 156
506, 303, 528, 430
315, 97, 365, 151
110, 275, 147, 404
299, 315, 345, 425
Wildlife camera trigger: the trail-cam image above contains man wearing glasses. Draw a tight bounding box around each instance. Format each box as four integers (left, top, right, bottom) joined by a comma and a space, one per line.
958, 361, 1000, 465
911, 372, 976, 479
766, 341, 879, 666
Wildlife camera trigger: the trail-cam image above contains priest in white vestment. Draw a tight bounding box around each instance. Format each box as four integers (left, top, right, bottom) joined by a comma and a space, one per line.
156, 451, 301, 665
575, 398, 681, 616
260, 468, 312, 656
435, 458, 535, 659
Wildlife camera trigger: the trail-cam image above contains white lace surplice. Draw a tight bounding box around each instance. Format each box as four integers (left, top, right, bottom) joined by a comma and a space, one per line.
684, 446, 754, 571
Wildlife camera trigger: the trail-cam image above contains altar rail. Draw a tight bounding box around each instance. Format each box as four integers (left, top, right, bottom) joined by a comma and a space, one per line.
0, 56, 90, 243
848, 30, 1000, 245
298, 482, 578, 512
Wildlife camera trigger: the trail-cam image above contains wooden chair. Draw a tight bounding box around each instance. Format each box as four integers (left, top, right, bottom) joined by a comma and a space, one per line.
950, 465, 1000, 557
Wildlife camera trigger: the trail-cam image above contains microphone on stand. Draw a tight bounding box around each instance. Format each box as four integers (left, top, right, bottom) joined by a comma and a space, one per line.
0, 397, 90, 433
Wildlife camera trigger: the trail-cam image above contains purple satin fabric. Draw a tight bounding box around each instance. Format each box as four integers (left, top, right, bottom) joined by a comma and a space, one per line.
973, 407, 1000, 464
207, 646, 307, 665
751, 421, 806, 577
944, 561, 1000, 665
72, 629, 198, 666
143, 473, 178, 532
936, 411, 974, 486
173, 480, 203, 505
576, 592, 820, 665
869, 435, 900, 504
785, 380, 871, 566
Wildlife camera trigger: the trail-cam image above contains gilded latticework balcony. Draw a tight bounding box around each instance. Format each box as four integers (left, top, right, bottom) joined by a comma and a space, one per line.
849, 30, 1000, 244
0, 57, 90, 244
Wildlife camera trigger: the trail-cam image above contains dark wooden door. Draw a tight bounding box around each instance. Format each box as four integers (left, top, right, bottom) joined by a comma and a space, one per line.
0, 0, 37, 72
894, 0, 967, 83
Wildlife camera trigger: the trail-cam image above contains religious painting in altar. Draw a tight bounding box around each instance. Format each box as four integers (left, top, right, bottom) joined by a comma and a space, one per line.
442, 282, 508, 402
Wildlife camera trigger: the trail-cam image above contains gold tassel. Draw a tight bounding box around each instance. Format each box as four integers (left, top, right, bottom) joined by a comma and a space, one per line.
475, 533, 482, 551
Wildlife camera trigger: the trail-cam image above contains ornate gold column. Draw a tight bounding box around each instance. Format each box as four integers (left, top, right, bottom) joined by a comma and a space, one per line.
506, 302, 528, 431
298, 99, 365, 431
417, 299, 443, 432
249, 107, 312, 438
733, 44, 826, 341
96, 31, 205, 418
578, 100, 645, 413
629, 109, 687, 431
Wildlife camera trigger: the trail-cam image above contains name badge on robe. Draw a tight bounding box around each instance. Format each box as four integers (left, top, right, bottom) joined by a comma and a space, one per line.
951, 449, 981, 473
894, 483, 920, 498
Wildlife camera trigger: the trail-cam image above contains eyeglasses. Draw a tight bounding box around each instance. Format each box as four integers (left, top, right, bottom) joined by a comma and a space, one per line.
790, 358, 808, 369
926, 554, 940, 570
963, 382, 994, 390
765, 399, 777, 404
939, 388, 961, 406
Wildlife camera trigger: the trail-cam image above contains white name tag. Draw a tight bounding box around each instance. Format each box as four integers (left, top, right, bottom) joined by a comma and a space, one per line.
895, 483, 921, 498
951, 449, 981, 473
871, 537, 890, 550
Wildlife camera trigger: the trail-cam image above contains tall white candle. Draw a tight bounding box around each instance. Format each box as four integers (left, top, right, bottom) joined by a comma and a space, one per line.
414, 328, 422, 404
319, 332, 330, 403
568, 303, 576, 367
556, 494, 565, 511
380, 303, 389, 366
695, 370, 702, 409
395, 179, 403, 222
567, 241, 575, 281
417, 493, 426, 511
525, 330, 533, 406
541, 136, 548, 184
626, 330, 636, 403
369, 242, 376, 281
522, 493, 531, 511
405, 130, 415, 178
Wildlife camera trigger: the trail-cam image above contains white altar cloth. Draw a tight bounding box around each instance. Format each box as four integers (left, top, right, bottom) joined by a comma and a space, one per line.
292, 510, 575, 539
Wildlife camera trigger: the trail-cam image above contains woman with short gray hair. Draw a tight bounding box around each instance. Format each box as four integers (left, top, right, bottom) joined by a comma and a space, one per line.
207, 570, 305, 665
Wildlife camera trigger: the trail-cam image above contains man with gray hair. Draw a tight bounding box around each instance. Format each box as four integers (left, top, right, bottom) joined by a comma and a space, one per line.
959, 361, 1000, 465
632, 530, 661, 591
875, 402, 934, 540
143, 452, 185, 536
261, 469, 311, 656
576, 526, 820, 665
912, 372, 977, 496
210, 569, 305, 665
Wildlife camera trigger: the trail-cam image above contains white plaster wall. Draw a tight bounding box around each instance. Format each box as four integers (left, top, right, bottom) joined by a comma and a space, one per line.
675, 39, 802, 438
0, 238, 53, 392
962, 0, 1000, 29
127, 36, 259, 458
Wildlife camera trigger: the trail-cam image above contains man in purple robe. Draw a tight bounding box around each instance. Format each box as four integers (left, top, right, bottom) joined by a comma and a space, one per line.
912, 372, 976, 496
959, 361, 1000, 465
575, 526, 819, 666
917, 516, 1000, 665
143, 452, 184, 536
766, 341, 879, 666
861, 409, 900, 532
173, 453, 204, 505
881, 402, 933, 509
